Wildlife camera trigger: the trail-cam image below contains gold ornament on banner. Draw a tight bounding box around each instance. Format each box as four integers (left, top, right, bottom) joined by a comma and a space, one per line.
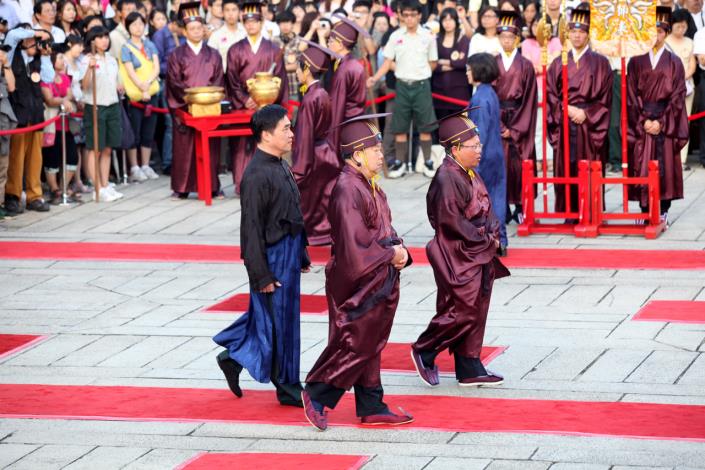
535, 16, 552, 48
590, 0, 657, 58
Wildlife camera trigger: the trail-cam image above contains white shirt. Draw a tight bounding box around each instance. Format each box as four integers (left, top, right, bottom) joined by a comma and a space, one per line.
469, 33, 502, 57
207, 24, 246, 69
649, 45, 666, 69
383, 26, 438, 81
33, 24, 66, 44
691, 10, 705, 30
16, 0, 32, 23
501, 48, 517, 71
79, 54, 120, 106
263, 20, 280, 41
247, 34, 263, 54
571, 46, 589, 63
187, 40, 203, 55
694, 29, 705, 71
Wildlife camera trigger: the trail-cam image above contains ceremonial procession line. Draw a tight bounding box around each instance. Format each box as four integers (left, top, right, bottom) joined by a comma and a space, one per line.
1, 173, 704, 468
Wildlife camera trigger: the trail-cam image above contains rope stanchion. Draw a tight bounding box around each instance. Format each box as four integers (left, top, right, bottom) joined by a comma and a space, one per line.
0, 114, 61, 136
59, 108, 69, 206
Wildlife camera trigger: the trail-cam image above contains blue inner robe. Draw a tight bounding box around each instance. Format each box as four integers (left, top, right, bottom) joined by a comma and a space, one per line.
470, 84, 508, 246
213, 233, 304, 385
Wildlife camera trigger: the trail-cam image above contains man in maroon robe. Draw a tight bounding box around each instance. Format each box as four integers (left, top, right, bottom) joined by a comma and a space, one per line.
167, 1, 224, 199
627, 7, 688, 224
495, 11, 537, 223
546, 5, 612, 215
325, 15, 368, 154
225, 0, 288, 194
410, 110, 510, 388
291, 40, 342, 246
302, 113, 414, 431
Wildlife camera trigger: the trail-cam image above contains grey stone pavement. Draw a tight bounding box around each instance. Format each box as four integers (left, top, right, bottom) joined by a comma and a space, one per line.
1, 165, 705, 469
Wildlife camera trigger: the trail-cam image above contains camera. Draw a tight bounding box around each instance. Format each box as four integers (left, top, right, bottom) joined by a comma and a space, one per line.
36, 39, 56, 51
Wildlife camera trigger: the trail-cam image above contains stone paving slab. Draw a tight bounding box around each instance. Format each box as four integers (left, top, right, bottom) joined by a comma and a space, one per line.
1, 168, 705, 468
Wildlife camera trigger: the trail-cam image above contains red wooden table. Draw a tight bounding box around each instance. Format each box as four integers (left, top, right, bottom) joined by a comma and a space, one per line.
175, 109, 254, 206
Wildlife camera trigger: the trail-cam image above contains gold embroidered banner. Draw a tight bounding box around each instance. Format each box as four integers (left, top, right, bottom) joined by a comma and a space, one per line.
590, 0, 658, 57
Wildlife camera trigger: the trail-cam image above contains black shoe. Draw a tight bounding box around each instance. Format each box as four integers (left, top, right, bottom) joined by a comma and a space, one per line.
26, 199, 50, 212
274, 380, 304, 407
161, 166, 171, 176
683, 164, 691, 171
497, 245, 508, 257
4, 197, 23, 216
216, 350, 243, 398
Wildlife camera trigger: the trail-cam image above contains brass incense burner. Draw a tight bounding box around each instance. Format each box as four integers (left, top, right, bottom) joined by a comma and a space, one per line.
246, 72, 282, 109
185, 86, 225, 117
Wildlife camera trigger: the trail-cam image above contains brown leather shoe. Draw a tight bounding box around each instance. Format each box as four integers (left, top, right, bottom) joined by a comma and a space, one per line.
458, 370, 504, 387
360, 408, 413, 426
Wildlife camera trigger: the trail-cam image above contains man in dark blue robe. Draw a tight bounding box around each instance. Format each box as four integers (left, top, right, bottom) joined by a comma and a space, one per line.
213, 105, 310, 407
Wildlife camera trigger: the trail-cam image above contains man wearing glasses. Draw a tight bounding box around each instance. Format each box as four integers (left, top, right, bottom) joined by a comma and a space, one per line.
410, 109, 509, 389
367, 0, 438, 178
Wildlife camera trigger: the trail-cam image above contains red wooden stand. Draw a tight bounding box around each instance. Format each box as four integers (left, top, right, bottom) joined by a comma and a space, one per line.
175, 109, 255, 206
518, 159, 591, 236
589, 160, 666, 239
518, 160, 666, 239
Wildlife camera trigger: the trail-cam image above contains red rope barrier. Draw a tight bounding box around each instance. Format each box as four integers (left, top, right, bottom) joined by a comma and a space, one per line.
431, 93, 469, 107
0, 114, 61, 136
128, 101, 169, 114
689, 109, 705, 122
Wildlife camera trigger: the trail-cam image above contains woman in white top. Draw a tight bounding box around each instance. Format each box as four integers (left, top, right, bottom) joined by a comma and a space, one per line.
666, 9, 697, 166
469, 6, 502, 56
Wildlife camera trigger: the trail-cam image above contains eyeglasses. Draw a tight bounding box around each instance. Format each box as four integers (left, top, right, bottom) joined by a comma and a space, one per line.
458, 143, 483, 151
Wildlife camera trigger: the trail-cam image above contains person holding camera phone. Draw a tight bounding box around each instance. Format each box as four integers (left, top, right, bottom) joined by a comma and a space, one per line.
3, 25, 55, 215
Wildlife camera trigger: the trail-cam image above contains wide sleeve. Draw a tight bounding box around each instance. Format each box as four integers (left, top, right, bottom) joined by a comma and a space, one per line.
626, 57, 643, 147
432, 176, 494, 250
545, 57, 562, 148
508, 61, 538, 147
582, 55, 613, 135
240, 172, 276, 290
469, 98, 491, 147
659, 56, 689, 149
209, 48, 225, 87
291, 94, 315, 181
271, 43, 289, 106
166, 50, 186, 110
329, 186, 396, 282
226, 44, 248, 108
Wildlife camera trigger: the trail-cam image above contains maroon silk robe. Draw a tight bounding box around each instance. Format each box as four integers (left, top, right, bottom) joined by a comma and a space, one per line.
167, 43, 224, 195
306, 165, 410, 390
225, 37, 289, 194
495, 53, 538, 205
413, 158, 509, 360
546, 49, 613, 212
626, 50, 688, 206
291, 82, 341, 246
326, 54, 367, 153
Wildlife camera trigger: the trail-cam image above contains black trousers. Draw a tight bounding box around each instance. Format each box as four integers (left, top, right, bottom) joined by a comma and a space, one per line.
694, 75, 705, 165
305, 382, 388, 417
419, 350, 487, 381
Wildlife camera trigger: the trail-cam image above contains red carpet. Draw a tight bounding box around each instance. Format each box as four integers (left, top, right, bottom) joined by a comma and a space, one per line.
0, 334, 46, 360
205, 294, 328, 315
381, 344, 505, 374
2, 384, 704, 441
177, 453, 369, 470
633, 301, 705, 324
2, 241, 705, 270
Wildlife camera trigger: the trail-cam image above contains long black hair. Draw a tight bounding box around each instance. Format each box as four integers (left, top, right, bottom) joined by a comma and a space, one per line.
83, 25, 111, 54
438, 7, 460, 44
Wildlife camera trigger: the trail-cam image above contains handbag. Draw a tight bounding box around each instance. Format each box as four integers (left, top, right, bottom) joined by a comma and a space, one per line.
119, 42, 160, 102
42, 106, 59, 147
118, 103, 136, 149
